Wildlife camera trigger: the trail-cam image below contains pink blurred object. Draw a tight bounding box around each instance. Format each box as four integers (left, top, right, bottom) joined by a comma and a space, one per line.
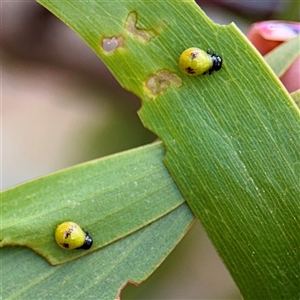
247, 21, 300, 92
280, 56, 300, 93
256, 21, 300, 41
247, 21, 300, 55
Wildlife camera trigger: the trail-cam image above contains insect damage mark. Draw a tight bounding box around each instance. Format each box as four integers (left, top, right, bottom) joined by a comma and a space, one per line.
102, 36, 125, 53
125, 11, 157, 42
144, 71, 182, 98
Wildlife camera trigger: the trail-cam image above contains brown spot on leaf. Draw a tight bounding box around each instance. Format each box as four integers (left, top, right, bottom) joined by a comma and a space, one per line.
102, 36, 124, 53
144, 71, 182, 98
125, 11, 157, 42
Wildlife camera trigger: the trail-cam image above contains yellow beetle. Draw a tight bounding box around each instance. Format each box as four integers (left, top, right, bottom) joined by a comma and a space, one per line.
179, 47, 222, 76
55, 221, 93, 250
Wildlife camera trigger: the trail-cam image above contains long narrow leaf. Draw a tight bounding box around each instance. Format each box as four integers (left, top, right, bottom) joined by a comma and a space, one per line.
10, 0, 300, 298
2, 204, 194, 299
1, 142, 188, 265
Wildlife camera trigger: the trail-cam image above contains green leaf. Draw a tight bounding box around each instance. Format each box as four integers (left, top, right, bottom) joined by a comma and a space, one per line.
264, 34, 300, 77
1, 142, 190, 265
291, 89, 300, 108
2, 203, 194, 299
139, 23, 300, 300
13, 0, 300, 298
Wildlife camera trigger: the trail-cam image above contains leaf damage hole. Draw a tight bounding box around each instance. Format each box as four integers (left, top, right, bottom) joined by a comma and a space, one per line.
116, 280, 139, 300
102, 36, 124, 53
125, 11, 157, 42
144, 71, 182, 98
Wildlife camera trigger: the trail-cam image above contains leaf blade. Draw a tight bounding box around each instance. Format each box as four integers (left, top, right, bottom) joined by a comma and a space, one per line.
2, 203, 194, 299
1, 142, 188, 265
20, 0, 300, 298
264, 34, 300, 77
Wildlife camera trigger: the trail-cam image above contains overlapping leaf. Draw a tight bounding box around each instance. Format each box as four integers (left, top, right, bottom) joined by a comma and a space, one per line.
3, 0, 300, 298
2, 204, 194, 299
1, 142, 189, 265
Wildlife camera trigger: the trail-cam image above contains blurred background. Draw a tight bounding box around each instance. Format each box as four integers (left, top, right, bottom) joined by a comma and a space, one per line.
2, 0, 297, 298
